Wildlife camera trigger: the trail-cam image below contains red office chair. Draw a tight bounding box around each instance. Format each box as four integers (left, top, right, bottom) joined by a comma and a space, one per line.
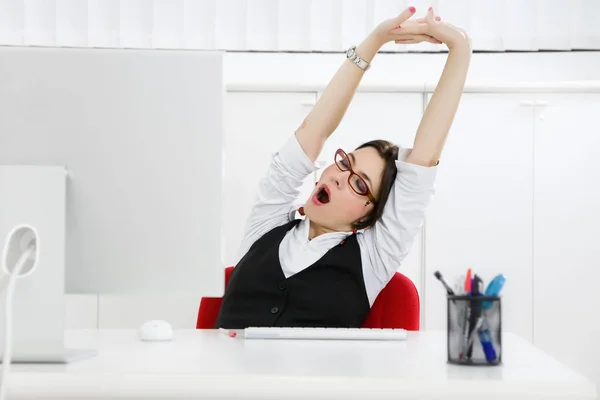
196, 266, 420, 330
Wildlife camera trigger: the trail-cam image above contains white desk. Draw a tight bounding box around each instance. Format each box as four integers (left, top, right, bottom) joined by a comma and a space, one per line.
7, 330, 597, 399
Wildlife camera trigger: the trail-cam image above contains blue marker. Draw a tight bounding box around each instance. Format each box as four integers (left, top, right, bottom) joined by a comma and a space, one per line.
482, 274, 506, 310
477, 274, 506, 363
478, 325, 497, 362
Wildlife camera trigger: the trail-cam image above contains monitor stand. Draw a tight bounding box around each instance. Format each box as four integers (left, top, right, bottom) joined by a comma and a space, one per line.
0, 167, 97, 365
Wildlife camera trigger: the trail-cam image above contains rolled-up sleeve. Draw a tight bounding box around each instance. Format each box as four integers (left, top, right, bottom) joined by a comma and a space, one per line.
359, 148, 437, 303
236, 134, 318, 262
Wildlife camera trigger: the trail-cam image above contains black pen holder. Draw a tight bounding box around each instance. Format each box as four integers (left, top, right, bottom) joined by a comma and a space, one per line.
447, 295, 502, 366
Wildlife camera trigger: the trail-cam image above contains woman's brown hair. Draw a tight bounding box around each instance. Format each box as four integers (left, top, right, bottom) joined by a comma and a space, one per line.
352, 140, 399, 230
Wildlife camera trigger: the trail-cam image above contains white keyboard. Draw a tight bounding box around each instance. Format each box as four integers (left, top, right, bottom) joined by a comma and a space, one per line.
244, 327, 407, 341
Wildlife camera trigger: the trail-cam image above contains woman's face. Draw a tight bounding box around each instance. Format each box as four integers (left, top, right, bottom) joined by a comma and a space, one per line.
304, 146, 385, 232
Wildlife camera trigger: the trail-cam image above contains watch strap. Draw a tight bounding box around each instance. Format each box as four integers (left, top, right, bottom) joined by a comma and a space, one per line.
346, 45, 370, 71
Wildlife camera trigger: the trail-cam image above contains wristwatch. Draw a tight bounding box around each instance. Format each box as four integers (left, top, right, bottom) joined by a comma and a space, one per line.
346, 45, 370, 71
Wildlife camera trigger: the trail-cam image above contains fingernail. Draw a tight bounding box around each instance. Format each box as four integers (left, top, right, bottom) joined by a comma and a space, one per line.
409, 6, 416, 13
428, 6, 433, 11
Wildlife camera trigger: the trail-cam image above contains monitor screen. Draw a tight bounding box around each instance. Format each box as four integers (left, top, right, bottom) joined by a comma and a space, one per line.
0, 46, 224, 296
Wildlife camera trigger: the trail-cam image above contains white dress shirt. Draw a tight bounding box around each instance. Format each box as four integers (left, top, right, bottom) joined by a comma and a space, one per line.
236, 134, 437, 306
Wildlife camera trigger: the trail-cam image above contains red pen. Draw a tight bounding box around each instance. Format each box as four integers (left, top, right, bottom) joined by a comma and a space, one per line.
464, 268, 472, 293
219, 328, 237, 338
459, 268, 473, 360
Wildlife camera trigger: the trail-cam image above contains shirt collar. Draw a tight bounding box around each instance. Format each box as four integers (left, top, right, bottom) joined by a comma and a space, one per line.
298, 218, 365, 242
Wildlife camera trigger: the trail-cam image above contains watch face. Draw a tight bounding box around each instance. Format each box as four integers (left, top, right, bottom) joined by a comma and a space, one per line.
346, 48, 354, 57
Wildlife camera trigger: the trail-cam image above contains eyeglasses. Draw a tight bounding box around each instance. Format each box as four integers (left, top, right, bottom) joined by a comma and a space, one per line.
334, 149, 376, 205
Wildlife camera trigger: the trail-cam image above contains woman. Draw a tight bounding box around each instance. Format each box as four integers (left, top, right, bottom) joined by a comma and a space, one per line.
216, 6, 471, 329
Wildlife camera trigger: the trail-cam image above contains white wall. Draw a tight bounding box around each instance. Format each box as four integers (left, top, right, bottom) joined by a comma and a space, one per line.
224, 51, 600, 88
1, 0, 599, 51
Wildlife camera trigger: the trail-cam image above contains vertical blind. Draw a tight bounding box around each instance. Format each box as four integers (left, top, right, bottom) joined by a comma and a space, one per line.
0, 0, 598, 52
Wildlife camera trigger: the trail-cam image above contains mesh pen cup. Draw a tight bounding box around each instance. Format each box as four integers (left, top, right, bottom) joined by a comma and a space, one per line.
447, 295, 502, 365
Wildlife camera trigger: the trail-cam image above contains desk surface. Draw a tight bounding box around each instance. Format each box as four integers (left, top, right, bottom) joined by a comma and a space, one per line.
8, 330, 597, 400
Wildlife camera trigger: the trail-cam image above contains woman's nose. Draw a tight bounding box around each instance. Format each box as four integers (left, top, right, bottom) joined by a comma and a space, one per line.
333, 172, 345, 188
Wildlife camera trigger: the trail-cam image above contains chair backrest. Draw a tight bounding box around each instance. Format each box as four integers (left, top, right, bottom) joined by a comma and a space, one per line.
196, 266, 420, 330
196, 266, 235, 329
361, 271, 420, 330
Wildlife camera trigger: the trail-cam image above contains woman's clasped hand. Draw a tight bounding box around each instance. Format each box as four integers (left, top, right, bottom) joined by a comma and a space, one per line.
372, 6, 471, 49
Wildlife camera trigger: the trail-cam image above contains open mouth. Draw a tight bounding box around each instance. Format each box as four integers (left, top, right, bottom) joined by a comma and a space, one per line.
312, 184, 331, 205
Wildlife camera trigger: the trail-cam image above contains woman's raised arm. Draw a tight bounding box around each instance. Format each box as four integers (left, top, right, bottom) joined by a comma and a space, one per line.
296, 6, 439, 162
408, 7, 472, 167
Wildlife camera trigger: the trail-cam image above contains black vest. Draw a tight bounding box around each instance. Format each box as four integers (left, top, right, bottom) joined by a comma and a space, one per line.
215, 219, 371, 329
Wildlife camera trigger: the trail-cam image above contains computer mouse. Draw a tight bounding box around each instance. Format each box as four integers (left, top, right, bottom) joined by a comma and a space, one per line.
138, 320, 173, 342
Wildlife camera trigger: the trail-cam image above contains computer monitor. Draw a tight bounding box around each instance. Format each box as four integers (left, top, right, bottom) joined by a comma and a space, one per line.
0, 46, 224, 295
0, 46, 224, 362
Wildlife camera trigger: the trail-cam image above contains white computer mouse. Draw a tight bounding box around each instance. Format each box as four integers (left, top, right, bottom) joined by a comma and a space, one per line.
138, 320, 173, 342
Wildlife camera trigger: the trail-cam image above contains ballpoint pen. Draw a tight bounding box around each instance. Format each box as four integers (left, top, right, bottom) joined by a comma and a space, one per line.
434, 271, 455, 296
464, 269, 472, 293
455, 274, 465, 295
466, 316, 484, 351
459, 268, 473, 359
466, 274, 483, 359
